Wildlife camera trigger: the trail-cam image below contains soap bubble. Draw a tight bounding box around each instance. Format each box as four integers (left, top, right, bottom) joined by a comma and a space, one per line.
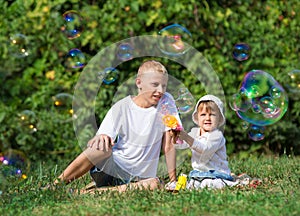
116, 43, 134, 61
285, 69, 300, 94
8, 33, 30, 58
64, 48, 86, 69
175, 88, 195, 114
258, 96, 278, 117
157, 92, 178, 116
158, 24, 192, 56
0, 149, 30, 182
72, 35, 225, 180
233, 70, 288, 126
99, 67, 119, 85
232, 43, 250, 61
229, 92, 251, 112
52, 93, 74, 122
241, 121, 250, 130
61, 10, 83, 39
269, 86, 282, 98
18, 110, 38, 133
248, 125, 265, 141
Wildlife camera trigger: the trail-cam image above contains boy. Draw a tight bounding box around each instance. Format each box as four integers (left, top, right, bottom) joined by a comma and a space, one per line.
54, 60, 177, 193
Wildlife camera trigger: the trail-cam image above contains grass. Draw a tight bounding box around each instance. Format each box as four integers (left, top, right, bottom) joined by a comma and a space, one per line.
0, 155, 299, 216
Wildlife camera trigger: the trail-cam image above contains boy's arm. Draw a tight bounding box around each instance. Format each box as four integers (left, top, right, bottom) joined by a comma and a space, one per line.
162, 131, 176, 182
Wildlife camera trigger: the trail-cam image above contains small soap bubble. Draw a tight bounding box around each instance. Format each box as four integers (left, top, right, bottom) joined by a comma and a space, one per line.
99, 67, 119, 85
234, 70, 288, 126
175, 88, 195, 114
269, 86, 282, 98
259, 96, 277, 116
0, 149, 30, 182
229, 92, 251, 112
8, 33, 30, 58
232, 43, 250, 61
251, 103, 262, 114
116, 43, 134, 61
64, 48, 86, 69
241, 121, 250, 130
285, 69, 300, 94
18, 110, 38, 133
61, 10, 83, 39
248, 125, 265, 141
158, 24, 192, 56
52, 93, 74, 122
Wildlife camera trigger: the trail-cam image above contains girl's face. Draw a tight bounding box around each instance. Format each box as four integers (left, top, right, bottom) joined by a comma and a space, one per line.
197, 102, 220, 134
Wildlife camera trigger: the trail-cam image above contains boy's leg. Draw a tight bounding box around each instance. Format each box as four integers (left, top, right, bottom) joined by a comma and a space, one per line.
82, 177, 162, 194
89, 167, 116, 187
56, 146, 112, 184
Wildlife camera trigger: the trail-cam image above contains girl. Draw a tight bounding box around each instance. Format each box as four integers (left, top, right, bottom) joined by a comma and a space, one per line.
170, 94, 237, 189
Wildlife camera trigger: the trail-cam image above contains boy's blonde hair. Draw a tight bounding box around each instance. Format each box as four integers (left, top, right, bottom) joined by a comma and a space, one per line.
137, 60, 168, 77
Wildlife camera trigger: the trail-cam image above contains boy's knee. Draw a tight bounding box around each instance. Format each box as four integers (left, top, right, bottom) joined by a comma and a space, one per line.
83, 147, 112, 165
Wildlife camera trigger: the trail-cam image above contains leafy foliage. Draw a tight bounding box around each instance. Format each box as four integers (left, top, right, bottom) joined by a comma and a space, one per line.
1, 0, 300, 162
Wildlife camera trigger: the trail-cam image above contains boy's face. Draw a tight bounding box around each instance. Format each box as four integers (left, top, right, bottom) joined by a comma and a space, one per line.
136, 71, 168, 106
197, 104, 220, 133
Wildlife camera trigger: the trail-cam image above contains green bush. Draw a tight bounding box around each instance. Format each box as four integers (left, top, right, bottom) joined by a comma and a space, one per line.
1, 0, 300, 162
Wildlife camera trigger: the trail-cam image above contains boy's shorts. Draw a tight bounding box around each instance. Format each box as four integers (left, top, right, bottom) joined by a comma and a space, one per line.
90, 166, 127, 187
89, 156, 149, 187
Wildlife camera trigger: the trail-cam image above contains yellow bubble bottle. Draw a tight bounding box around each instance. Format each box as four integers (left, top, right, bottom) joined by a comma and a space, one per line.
175, 173, 187, 191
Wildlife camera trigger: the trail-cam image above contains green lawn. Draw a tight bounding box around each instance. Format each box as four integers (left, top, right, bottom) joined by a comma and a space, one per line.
1, 155, 299, 216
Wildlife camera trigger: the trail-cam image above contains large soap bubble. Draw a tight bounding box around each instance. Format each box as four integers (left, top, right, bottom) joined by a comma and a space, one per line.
73, 35, 225, 180
232, 70, 288, 126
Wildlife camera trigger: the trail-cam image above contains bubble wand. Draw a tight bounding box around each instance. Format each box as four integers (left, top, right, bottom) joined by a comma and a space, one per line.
157, 93, 184, 144
162, 114, 183, 144
162, 114, 182, 131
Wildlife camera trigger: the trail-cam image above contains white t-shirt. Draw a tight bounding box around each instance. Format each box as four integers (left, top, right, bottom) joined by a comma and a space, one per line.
96, 95, 168, 178
175, 128, 231, 175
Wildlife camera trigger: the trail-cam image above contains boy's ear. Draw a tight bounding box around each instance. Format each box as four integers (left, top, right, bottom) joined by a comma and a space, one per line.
136, 77, 142, 88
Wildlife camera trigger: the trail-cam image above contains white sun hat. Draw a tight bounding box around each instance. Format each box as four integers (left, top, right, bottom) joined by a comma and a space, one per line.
192, 94, 225, 127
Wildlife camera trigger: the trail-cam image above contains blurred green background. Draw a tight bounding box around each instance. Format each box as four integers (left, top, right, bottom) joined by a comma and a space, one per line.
1, 0, 300, 164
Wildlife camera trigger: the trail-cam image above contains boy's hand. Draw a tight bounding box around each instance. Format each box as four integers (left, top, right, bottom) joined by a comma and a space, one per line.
87, 134, 114, 151
170, 130, 180, 144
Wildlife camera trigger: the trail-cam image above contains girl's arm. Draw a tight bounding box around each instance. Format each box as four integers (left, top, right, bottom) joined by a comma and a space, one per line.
179, 129, 224, 156
178, 130, 194, 146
